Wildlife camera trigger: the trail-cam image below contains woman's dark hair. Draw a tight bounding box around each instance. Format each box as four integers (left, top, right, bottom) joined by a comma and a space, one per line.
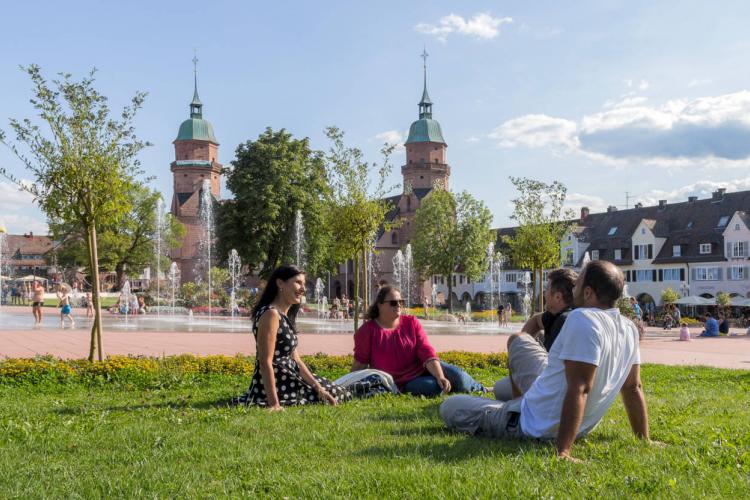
252, 265, 305, 331
366, 285, 400, 320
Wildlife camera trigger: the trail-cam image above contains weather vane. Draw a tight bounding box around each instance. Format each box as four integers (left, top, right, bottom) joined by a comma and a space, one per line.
192, 49, 198, 75
420, 47, 429, 68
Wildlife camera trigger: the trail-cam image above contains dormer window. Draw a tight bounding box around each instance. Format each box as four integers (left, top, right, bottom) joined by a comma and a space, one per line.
718, 216, 729, 227
735, 223, 741, 231
591, 250, 599, 260
641, 228, 646, 235
608, 227, 617, 236
614, 249, 622, 260
699, 243, 711, 254
672, 245, 681, 257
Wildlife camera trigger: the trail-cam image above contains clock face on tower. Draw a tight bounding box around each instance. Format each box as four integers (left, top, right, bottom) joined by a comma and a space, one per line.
432, 178, 445, 191
404, 180, 413, 195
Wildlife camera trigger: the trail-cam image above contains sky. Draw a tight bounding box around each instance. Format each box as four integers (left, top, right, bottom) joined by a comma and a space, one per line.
3, 0, 750, 234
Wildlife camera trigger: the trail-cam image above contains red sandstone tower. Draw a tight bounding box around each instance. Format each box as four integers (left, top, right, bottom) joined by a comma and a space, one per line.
170, 59, 221, 283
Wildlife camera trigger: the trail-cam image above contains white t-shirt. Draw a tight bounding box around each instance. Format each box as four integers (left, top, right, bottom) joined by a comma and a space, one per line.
520, 307, 640, 439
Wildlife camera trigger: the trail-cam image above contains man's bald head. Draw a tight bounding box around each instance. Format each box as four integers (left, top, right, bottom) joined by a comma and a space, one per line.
575, 260, 624, 308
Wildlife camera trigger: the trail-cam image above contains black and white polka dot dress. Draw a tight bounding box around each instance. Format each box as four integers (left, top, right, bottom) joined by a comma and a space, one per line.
238, 305, 352, 406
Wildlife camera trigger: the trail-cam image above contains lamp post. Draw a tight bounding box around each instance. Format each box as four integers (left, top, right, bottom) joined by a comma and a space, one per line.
680, 281, 689, 298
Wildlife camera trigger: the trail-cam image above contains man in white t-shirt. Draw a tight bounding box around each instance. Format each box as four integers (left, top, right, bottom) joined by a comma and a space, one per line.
440, 260, 652, 461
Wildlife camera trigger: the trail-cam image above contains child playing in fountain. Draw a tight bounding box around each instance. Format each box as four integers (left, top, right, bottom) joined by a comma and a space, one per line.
57, 284, 75, 328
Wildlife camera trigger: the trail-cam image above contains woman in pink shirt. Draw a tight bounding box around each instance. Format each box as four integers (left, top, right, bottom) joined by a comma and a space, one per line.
352, 285, 484, 396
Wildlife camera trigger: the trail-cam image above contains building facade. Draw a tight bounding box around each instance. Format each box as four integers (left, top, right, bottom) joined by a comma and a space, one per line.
169, 71, 222, 283
435, 189, 750, 310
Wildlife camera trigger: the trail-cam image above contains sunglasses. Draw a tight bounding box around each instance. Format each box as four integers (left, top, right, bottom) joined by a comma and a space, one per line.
382, 299, 405, 307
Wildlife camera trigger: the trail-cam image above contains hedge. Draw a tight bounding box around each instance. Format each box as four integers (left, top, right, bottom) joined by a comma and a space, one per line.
0, 351, 508, 386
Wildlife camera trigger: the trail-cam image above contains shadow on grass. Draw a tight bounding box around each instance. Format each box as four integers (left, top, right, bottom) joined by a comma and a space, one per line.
52, 396, 240, 414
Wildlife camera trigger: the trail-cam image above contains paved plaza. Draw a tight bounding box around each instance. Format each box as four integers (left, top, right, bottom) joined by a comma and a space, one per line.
0, 307, 748, 369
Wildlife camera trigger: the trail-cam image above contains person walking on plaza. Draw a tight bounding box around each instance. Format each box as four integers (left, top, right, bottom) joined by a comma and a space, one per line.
352, 285, 485, 396
679, 322, 691, 341
85, 292, 94, 318
441, 261, 651, 462
672, 304, 681, 325
57, 284, 75, 329
31, 280, 45, 326
236, 265, 352, 409
493, 268, 577, 401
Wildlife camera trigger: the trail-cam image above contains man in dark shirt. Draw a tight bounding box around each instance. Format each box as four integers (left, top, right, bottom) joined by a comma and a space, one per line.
493, 268, 577, 400
718, 312, 730, 335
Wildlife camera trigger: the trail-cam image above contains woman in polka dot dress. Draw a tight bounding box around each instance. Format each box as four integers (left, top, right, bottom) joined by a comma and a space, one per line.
237, 265, 352, 410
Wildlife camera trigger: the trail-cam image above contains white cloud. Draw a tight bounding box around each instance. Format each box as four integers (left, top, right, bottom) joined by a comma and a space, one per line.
415, 13, 513, 42
688, 78, 712, 88
0, 180, 48, 234
488, 114, 578, 150
603, 96, 648, 109
375, 130, 407, 151
491, 90, 750, 166
466, 136, 481, 143
568, 177, 750, 215
625, 79, 649, 91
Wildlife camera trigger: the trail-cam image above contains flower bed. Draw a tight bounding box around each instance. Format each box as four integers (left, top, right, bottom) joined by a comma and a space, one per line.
0, 351, 507, 385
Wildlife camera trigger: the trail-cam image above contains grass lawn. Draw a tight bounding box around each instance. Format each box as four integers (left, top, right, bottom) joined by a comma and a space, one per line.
0, 364, 748, 497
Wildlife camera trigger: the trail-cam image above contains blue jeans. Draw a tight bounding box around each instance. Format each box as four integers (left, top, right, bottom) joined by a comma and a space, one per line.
401, 361, 484, 396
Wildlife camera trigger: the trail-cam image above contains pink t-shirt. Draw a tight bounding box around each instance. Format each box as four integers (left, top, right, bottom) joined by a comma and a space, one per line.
353, 315, 438, 386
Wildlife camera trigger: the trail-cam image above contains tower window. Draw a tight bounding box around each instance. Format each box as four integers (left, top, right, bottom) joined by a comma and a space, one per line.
420, 175, 424, 179
391, 232, 398, 245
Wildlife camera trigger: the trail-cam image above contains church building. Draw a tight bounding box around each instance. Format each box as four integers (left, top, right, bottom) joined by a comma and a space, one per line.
169, 61, 222, 283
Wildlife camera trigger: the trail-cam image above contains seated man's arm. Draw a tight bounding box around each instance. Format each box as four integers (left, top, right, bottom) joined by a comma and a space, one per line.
521, 313, 545, 336
557, 360, 597, 459
619, 363, 649, 439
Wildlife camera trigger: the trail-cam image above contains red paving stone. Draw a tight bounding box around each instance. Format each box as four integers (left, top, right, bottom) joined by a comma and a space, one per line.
0, 324, 748, 369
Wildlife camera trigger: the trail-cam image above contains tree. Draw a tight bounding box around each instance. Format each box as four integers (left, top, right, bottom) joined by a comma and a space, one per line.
660, 287, 680, 306
324, 127, 397, 332
503, 177, 574, 313
0, 66, 148, 361
412, 189, 493, 313
49, 184, 184, 290
716, 291, 731, 312
216, 128, 332, 280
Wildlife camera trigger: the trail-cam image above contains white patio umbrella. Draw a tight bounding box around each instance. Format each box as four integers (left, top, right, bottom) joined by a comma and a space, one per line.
676, 295, 712, 306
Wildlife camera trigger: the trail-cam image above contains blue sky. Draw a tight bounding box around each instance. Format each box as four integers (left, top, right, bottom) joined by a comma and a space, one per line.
3, 0, 750, 234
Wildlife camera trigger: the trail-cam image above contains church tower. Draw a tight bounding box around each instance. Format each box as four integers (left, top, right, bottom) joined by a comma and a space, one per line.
170, 55, 221, 282
402, 49, 450, 194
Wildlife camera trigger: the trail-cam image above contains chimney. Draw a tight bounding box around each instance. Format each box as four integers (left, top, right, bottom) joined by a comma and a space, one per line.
580, 206, 590, 220
607, 205, 618, 213
688, 196, 697, 203
634, 202, 643, 209
658, 200, 667, 209
712, 188, 726, 201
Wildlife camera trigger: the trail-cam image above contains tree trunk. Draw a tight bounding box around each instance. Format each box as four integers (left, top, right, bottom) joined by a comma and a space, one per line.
536, 267, 544, 313
115, 262, 126, 291
88, 223, 104, 362
353, 253, 360, 334
447, 279, 453, 313
85, 227, 97, 361
362, 245, 369, 314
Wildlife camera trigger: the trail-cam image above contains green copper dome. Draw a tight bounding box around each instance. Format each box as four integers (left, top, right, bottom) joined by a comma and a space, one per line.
405, 118, 445, 144
176, 117, 217, 143
405, 53, 445, 145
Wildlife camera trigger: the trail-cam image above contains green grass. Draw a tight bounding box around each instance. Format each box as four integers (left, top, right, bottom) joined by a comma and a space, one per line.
0, 365, 748, 498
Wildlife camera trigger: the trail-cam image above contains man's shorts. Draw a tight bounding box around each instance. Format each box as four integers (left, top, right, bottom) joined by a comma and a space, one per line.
32, 302, 44, 307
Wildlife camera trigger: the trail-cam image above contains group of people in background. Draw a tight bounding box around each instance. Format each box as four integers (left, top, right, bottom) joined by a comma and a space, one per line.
237, 261, 655, 460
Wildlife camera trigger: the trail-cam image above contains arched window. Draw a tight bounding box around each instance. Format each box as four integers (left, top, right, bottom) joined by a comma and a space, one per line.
391, 232, 398, 245
407, 196, 412, 211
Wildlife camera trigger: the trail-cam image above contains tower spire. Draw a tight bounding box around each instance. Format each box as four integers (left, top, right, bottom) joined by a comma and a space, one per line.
190, 49, 203, 118
419, 47, 432, 119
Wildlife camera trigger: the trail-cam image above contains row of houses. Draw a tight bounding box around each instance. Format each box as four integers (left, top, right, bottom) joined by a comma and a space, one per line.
434, 188, 750, 309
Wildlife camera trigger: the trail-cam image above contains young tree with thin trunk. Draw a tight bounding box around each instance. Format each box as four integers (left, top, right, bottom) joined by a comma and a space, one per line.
503, 177, 574, 313
0, 65, 148, 361
412, 189, 493, 313
324, 127, 397, 333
